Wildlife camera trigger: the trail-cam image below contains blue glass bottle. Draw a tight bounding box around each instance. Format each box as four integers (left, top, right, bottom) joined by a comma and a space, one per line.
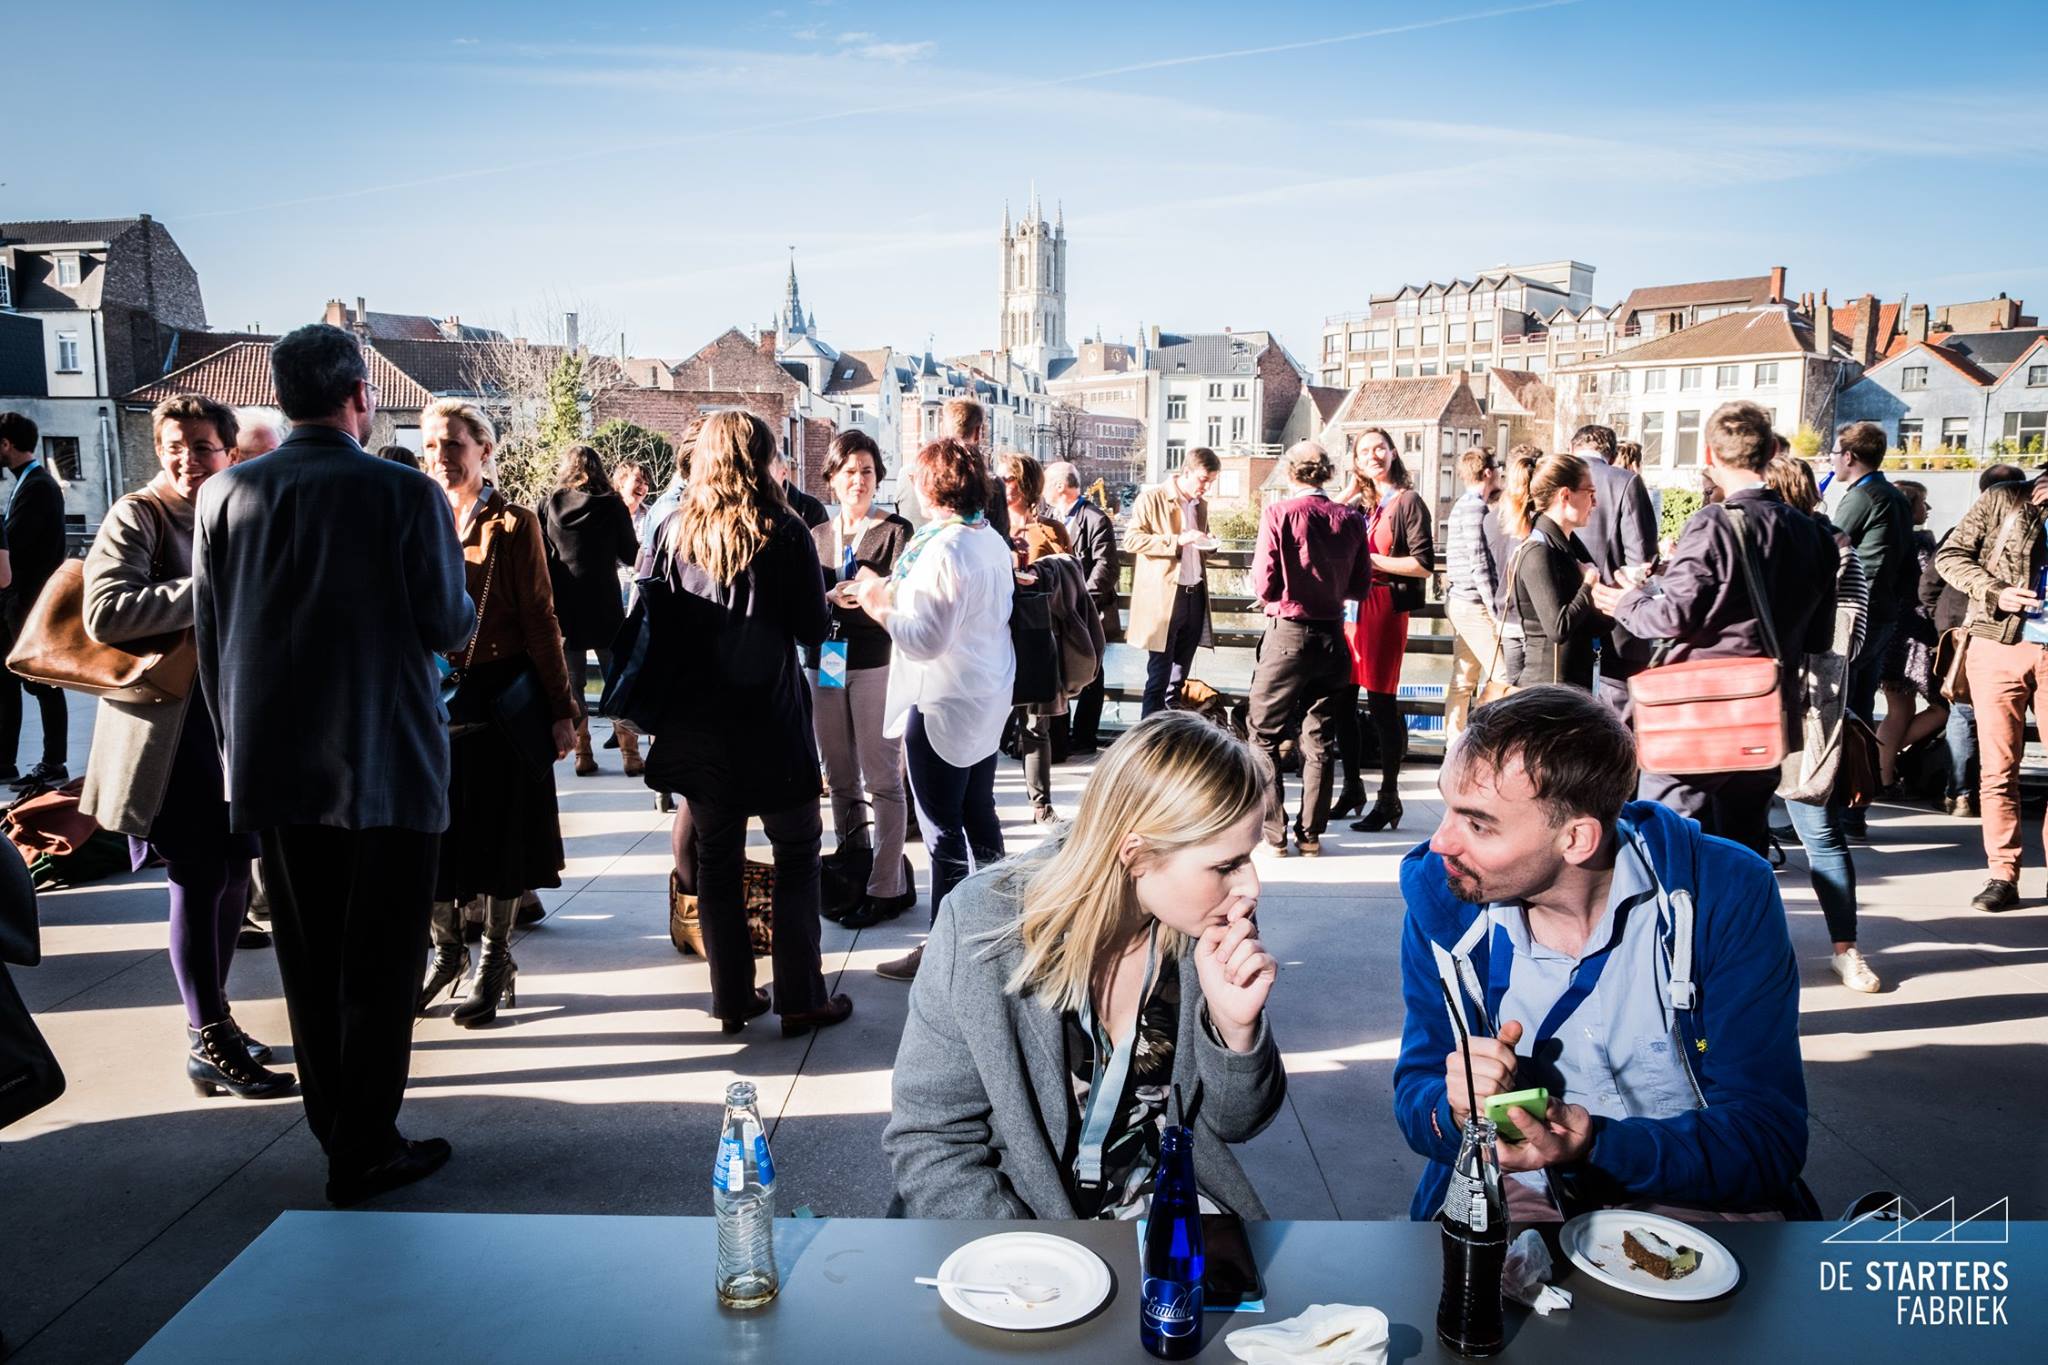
1140, 1124, 1204, 1359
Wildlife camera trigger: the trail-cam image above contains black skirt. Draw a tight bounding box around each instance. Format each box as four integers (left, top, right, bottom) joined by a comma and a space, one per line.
436, 659, 565, 901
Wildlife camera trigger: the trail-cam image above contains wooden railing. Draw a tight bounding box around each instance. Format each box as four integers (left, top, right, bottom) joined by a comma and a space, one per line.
1099, 545, 1450, 750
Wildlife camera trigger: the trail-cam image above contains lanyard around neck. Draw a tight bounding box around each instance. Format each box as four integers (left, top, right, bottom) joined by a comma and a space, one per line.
1075, 923, 1159, 1188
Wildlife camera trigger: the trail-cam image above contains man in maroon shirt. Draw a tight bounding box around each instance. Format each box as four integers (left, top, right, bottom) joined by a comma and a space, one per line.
1247, 442, 1374, 855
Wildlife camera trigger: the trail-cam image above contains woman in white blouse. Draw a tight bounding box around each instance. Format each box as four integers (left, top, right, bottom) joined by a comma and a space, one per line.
853, 438, 1016, 982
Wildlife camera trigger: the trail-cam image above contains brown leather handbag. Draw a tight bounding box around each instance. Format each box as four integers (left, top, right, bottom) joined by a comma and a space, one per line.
1629, 506, 1787, 775
5, 494, 194, 704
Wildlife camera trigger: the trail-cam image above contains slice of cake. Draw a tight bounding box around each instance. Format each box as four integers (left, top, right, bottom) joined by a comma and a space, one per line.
1621, 1227, 1701, 1280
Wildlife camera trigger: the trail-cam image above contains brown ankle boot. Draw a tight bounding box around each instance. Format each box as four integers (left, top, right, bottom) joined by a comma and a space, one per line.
618, 725, 644, 777
573, 716, 598, 776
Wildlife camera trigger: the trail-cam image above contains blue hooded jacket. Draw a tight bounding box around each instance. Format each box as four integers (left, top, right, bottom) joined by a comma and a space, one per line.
1393, 799, 1808, 1220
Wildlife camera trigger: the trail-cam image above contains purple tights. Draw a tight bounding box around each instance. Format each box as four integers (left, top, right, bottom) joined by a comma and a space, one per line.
166, 854, 254, 1030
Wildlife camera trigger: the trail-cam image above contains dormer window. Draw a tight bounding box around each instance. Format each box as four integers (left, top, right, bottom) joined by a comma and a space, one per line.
55, 254, 81, 288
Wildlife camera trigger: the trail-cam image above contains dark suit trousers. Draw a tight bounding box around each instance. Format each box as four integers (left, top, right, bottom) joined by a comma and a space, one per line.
1248, 619, 1351, 841
0, 611, 66, 769
1638, 768, 1776, 858
1142, 584, 1208, 716
260, 825, 438, 1177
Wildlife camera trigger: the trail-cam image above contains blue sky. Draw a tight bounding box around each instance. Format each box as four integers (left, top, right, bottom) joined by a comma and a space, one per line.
13, 1, 2047, 365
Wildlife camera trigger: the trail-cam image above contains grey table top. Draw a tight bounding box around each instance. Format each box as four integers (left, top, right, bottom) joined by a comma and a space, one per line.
134, 1212, 2037, 1362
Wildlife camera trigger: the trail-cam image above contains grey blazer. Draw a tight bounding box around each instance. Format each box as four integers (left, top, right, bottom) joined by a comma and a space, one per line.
79, 477, 196, 837
884, 860, 1286, 1220
194, 425, 474, 834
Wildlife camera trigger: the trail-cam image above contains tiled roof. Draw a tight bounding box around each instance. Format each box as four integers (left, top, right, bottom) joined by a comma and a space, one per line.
1321, 375, 1479, 430
1939, 328, 2048, 371
1143, 331, 1265, 376
162, 330, 276, 375
824, 347, 891, 395
1488, 367, 1554, 415
123, 341, 434, 410
1828, 299, 1900, 350
1990, 335, 2048, 388
1572, 307, 1823, 366
1615, 275, 1775, 320
0, 218, 141, 246
1306, 385, 1350, 424
356, 310, 503, 343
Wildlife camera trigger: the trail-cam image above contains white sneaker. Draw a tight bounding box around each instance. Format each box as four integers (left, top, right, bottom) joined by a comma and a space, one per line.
1831, 947, 1881, 993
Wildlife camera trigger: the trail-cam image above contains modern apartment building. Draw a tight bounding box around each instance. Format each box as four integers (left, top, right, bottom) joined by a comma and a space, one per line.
1317, 260, 1604, 388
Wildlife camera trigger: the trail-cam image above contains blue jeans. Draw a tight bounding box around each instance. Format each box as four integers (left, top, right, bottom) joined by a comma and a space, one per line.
1784, 797, 1858, 944
902, 707, 1004, 925
1141, 583, 1208, 716
1944, 702, 1977, 798
1846, 618, 1897, 726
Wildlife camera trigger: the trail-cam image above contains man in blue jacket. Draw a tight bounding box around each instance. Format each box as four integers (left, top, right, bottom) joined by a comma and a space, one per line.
1394, 685, 1808, 1221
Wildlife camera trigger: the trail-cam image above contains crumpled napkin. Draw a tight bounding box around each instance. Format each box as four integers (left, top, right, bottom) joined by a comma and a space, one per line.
1503, 1228, 1573, 1315
1225, 1303, 1389, 1364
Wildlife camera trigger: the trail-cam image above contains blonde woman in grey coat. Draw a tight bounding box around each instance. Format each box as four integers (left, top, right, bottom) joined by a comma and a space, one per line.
885, 711, 1283, 1219
80, 396, 294, 1101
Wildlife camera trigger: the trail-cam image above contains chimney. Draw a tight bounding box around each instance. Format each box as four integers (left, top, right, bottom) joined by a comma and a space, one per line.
352, 297, 369, 339
1813, 291, 1832, 354
758, 329, 778, 358
1907, 303, 1931, 344
565, 311, 580, 353
1768, 266, 1786, 304
323, 298, 346, 328
1852, 292, 1878, 367
1147, 323, 1161, 348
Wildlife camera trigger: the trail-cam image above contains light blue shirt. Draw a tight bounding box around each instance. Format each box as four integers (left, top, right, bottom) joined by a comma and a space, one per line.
1491, 837, 1702, 1126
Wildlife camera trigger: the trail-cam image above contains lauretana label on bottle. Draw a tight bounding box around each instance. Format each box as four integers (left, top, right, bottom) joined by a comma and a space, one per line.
1141, 1278, 1202, 1336
714, 1136, 743, 1193
753, 1134, 774, 1186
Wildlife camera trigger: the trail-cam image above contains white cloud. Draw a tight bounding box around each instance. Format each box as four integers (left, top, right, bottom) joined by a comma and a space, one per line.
852, 41, 933, 63
836, 31, 874, 43
451, 36, 479, 46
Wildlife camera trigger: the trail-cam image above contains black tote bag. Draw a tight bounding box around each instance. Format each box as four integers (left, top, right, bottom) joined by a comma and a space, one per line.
1011, 584, 1060, 705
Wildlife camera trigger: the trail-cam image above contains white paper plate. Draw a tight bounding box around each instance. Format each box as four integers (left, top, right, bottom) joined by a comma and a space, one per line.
933, 1231, 1113, 1331
1560, 1211, 1740, 1301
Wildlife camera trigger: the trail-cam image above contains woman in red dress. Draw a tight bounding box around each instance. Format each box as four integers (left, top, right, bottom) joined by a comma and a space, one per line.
1338, 428, 1434, 832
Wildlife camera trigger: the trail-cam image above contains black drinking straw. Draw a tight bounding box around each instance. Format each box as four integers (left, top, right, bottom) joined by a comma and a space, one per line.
1171, 1082, 1185, 1132
1437, 978, 1482, 1131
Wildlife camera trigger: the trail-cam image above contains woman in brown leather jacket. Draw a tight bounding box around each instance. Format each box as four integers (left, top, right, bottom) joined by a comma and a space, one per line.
417, 399, 578, 1026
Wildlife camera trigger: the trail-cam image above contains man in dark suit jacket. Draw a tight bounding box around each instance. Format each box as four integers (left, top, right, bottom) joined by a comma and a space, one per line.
1567, 424, 1660, 716
1046, 460, 1118, 752
1595, 402, 1838, 857
0, 411, 67, 787
194, 324, 473, 1207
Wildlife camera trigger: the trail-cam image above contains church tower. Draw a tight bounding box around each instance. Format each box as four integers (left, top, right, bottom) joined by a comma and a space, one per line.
999, 187, 1069, 375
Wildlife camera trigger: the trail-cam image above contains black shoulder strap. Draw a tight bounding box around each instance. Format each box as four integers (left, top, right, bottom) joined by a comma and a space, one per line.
1725, 505, 1783, 661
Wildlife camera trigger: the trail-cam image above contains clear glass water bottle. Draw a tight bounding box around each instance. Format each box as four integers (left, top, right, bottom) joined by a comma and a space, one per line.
713, 1081, 778, 1308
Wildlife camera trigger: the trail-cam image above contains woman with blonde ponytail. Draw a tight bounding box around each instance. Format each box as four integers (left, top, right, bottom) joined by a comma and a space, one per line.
1502, 450, 1602, 690
885, 711, 1286, 1219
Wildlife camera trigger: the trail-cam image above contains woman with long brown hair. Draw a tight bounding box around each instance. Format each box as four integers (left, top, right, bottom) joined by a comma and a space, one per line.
646, 411, 850, 1036
1337, 427, 1434, 833
539, 444, 641, 776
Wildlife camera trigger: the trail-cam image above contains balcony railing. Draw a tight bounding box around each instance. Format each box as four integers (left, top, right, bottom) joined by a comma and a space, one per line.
1100, 545, 1452, 750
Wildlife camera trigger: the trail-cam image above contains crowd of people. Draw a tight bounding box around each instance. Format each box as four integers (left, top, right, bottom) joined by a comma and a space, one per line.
0, 322, 2031, 1223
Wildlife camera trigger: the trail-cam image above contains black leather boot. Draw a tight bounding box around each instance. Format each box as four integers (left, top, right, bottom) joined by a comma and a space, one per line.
1330, 774, 1369, 821
452, 943, 517, 1028
1350, 789, 1405, 833
226, 1013, 272, 1062
188, 1022, 297, 1099
419, 945, 470, 1014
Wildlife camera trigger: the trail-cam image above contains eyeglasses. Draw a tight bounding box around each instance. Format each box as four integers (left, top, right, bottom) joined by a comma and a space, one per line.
163, 443, 226, 458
